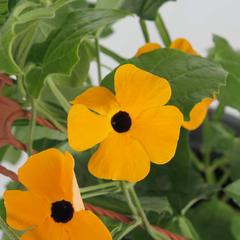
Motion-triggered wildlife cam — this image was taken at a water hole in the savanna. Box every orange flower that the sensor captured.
[68,64,183,182]
[135,38,214,131]
[4,149,112,240]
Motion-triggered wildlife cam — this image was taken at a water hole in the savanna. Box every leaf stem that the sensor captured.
[100,45,126,63]
[0,216,19,240]
[139,19,150,43]
[121,182,170,240]
[204,151,216,184]
[155,13,171,47]
[17,75,27,102]
[120,182,139,218]
[219,170,230,186]
[81,182,121,199]
[115,219,142,240]
[129,186,170,240]
[210,157,229,172]
[95,37,102,84]
[36,102,67,133]
[27,97,37,156]
[47,80,70,113]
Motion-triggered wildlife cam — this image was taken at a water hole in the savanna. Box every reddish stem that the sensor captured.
[0,165,18,182]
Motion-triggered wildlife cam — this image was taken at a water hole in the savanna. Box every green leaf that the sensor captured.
[224,179,240,206]
[202,120,235,154]
[137,130,218,213]
[0,0,8,26]
[2,146,21,164]
[26,8,129,98]
[211,35,240,111]
[102,48,227,118]
[187,199,238,240]
[121,0,175,20]
[0,199,6,220]
[165,216,200,239]
[225,140,240,181]
[96,0,124,9]
[139,196,173,216]
[68,42,91,87]
[231,215,240,240]
[0,1,36,74]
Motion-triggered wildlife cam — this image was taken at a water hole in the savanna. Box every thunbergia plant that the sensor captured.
[0,0,240,240]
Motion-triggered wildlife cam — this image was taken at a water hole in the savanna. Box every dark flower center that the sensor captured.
[111,111,132,133]
[51,200,74,223]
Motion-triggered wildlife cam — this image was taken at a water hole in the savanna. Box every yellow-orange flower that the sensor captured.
[135,38,214,131]
[68,64,183,182]
[4,149,112,240]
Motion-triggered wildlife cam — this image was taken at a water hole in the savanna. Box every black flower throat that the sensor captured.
[111,111,132,133]
[51,200,74,223]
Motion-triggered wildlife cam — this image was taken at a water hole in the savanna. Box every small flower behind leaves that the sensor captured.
[4,149,112,240]
[68,64,183,182]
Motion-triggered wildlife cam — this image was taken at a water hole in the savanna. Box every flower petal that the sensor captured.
[68,104,112,151]
[135,42,161,57]
[18,149,74,202]
[21,218,68,240]
[71,87,119,115]
[130,106,183,164]
[64,152,84,211]
[115,64,171,118]
[67,210,112,240]
[170,38,198,55]
[4,190,49,231]
[88,132,150,182]
[183,98,213,131]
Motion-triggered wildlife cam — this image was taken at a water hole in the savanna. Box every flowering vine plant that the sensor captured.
[0,0,240,240]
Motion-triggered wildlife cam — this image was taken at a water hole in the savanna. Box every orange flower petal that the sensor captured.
[183,98,213,131]
[130,106,183,164]
[115,64,171,118]
[88,131,150,182]
[67,210,112,240]
[71,87,119,115]
[4,190,49,231]
[135,42,161,57]
[21,218,68,240]
[64,152,84,211]
[170,38,198,55]
[68,104,112,151]
[18,149,75,202]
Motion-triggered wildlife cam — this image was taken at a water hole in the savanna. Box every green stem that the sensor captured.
[36,102,67,133]
[101,63,113,71]
[139,19,150,43]
[120,182,139,218]
[210,157,229,172]
[129,187,170,240]
[95,37,102,84]
[47,80,70,113]
[219,170,230,186]
[100,45,126,63]
[28,97,37,156]
[155,13,171,47]
[190,150,204,172]
[213,103,224,121]
[0,216,19,240]
[17,75,27,101]
[204,151,215,184]
[115,219,142,240]
[81,182,121,199]
[181,197,205,216]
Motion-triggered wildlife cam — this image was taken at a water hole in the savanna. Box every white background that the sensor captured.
[1,0,240,235]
